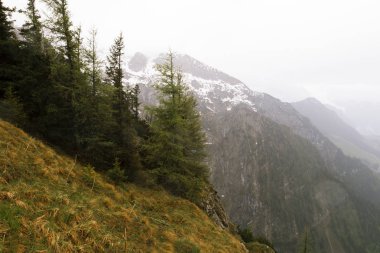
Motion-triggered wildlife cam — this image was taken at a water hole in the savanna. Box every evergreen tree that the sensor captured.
[0,87,26,126]
[83,29,102,97]
[0,0,19,99]
[44,0,77,72]
[43,0,88,150]
[80,29,116,169]
[106,33,142,179]
[129,84,140,120]
[0,0,139,177]
[106,33,126,132]
[144,52,208,201]
[21,0,43,51]
[0,0,13,40]
[14,0,53,128]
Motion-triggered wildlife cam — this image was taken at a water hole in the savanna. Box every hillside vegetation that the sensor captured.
[0,120,247,252]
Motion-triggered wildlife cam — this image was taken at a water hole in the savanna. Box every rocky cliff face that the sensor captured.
[251,94,380,209]
[125,52,380,252]
[205,105,380,253]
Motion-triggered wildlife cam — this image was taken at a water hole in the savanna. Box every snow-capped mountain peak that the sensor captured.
[125,52,261,113]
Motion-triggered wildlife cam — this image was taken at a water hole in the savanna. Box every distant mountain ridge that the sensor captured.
[334,101,380,137]
[292,97,380,171]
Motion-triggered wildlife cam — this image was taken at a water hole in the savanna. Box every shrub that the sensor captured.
[0,88,27,127]
[246,242,276,253]
[134,170,157,188]
[106,159,127,183]
[238,227,254,243]
[238,228,277,252]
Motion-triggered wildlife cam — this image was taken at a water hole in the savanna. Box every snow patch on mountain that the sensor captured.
[124,52,261,113]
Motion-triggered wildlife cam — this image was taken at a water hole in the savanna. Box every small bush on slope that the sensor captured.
[245,242,276,253]
[0,120,246,252]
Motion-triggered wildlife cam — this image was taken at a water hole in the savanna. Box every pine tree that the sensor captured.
[74,26,83,69]
[0,0,52,135]
[144,52,208,201]
[129,84,140,120]
[106,33,127,132]
[80,29,116,169]
[83,29,102,97]
[44,0,77,72]
[0,87,27,126]
[0,0,137,176]
[106,33,142,179]
[180,94,208,179]
[0,0,13,40]
[43,0,88,150]
[21,0,43,51]
[0,0,19,99]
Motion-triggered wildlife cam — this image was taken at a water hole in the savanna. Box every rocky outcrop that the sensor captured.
[199,187,232,229]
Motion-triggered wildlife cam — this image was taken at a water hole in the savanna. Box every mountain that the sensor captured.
[292,98,380,172]
[125,53,260,113]
[333,101,380,137]
[125,52,380,252]
[0,120,248,252]
[205,105,380,253]
[367,135,380,152]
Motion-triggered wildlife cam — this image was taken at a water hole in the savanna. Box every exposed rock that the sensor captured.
[199,187,231,229]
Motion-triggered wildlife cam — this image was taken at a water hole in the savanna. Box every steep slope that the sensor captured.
[292,98,380,171]
[205,106,380,253]
[251,94,380,208]
[0,120,247,252]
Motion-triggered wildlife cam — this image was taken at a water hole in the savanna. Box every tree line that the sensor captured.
[0,0,208,202]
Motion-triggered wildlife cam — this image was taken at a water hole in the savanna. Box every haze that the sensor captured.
[6,0,380,135]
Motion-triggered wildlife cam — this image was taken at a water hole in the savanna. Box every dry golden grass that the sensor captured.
[0,120,246,253]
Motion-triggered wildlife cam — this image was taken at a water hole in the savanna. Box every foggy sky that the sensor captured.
[5,0,380,133]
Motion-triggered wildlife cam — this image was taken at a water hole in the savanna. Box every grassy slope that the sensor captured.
[0,120,246,253]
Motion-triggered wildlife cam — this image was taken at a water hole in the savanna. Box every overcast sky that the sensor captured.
[5,0,380,109]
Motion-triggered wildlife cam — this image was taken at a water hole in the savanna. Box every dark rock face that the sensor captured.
[204,106,380,253]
